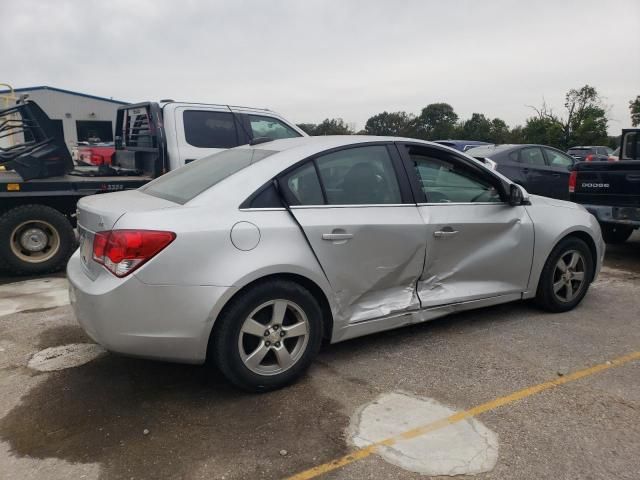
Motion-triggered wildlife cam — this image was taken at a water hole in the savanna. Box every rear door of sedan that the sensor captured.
[398,142,534,308]
[278,143,427,324]
[542,147,575,200]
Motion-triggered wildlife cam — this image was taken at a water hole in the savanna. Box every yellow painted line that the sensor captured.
[287,350,640,480]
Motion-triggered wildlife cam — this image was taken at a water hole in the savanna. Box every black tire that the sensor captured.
[0,205,76,275]
[210,279,323,392]
[601,224,633,244]
[535,236,594,313]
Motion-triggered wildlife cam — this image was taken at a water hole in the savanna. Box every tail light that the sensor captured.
[91,153,104,165]
[569,170,577,193]
[585,154,594,162]
[92,230,176,277]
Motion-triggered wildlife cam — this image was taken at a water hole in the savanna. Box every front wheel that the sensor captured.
[210,280,323,392]
[535,237,594,313]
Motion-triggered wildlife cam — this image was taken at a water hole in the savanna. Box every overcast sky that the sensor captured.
[3,0,639,130]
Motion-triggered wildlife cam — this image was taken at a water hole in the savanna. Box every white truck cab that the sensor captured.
[116,100,307,172]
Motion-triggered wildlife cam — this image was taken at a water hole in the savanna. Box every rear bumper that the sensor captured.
[582,204,640,227]
[67,251,235,364]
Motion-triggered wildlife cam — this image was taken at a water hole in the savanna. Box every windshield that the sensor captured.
[141,148,276,204]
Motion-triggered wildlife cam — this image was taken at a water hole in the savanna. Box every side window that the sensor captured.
[520,147,546,166]
[315,146,402,205]
[410,151,502,203]
[544,148,574,167]
[622,132,639,160]
[183,110,239,148]
[249,115,301,140]
[508,150,519,162]
[284,162,324,205]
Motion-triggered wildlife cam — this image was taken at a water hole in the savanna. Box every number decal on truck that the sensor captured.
[100,184,125,191]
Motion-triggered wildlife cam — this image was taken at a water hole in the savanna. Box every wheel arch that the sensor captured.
[205,272,335,361]
[562,230,598,281]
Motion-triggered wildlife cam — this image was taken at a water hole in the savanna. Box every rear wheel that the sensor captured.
[601,224,633,244]
[535,237,594,312]
[0,205,76,275]
[210,280,323,392]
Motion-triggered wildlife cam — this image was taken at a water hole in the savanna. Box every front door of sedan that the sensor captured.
[279,144,427,324]
[399,143,534,308]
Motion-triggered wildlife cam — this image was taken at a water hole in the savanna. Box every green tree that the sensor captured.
[458,113,493,141]
[488,118,511,143]
[522,116,564,146]
[412,103,459,140]
[563,85,608,146]
[630,95,640,127]
[296,123,317,135]
[507,125,526,144]
[525,85,609,149]
[313,118,354,135]
[364,111,413,136]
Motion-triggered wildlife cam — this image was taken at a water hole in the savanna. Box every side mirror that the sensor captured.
[508,184,528,206]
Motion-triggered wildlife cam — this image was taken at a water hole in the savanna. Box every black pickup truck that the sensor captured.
[570,129,640,243]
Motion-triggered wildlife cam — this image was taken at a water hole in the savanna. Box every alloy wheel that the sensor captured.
[552,250,586,303]
[238,299,310,375]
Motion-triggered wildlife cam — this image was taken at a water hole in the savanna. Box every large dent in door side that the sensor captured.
[332,242,424,324]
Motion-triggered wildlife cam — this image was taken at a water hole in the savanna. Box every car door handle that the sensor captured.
[433,230,459,238]
[551,173,561,177]
[322,233,354,241]
[522,168,529,174]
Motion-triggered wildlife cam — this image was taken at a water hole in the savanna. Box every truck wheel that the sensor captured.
[601,224,633,244]
[0,205,76,275]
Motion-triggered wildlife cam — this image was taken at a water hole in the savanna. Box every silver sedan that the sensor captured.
[67,136,605,391]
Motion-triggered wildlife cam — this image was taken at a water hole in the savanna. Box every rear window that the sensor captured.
[568,148,594,155]
[141,148,276,204]
[183,110,240,148]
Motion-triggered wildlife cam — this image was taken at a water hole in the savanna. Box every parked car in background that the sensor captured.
[434,140,492,152]
[570,129,640,243]
[567,146,614,162]
[466,144,576,200]
[608,147,620,162]
[76,142,115,166]
[68,136,603,391]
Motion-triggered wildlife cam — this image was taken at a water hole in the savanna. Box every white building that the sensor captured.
[0,85,128,150]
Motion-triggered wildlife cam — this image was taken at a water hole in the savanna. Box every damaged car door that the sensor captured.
[399,143,534,308]
[280,144,426,324]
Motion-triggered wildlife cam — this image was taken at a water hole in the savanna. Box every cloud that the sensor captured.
[2,0,639,129]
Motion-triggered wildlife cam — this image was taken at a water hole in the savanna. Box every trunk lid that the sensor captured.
[76,190,178,279]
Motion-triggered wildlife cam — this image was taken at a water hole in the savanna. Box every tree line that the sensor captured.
[297,85,640,150]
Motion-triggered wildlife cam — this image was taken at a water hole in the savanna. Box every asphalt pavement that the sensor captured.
[0,232,638,479]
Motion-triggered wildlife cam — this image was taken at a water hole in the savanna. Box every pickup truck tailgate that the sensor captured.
[572,161,640,207]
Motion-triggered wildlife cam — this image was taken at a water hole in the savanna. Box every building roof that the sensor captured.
[0,85,128,105]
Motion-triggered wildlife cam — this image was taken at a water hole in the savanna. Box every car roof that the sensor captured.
[465,143,564,157]
[235,135,441,154]
[191,136,462,206]
[434,139,490,145]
